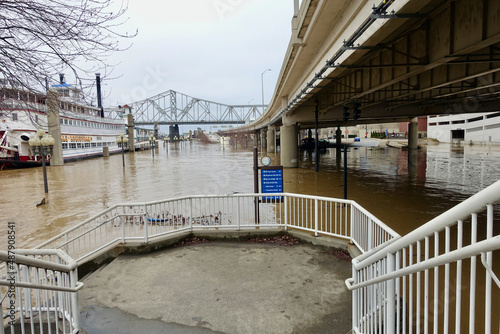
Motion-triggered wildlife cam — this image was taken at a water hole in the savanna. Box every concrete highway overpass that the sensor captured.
[225,0,500,166]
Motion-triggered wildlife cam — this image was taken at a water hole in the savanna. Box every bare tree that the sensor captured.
[0,0,136,101]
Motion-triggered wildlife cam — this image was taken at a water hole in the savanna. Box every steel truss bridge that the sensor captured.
[118,90,263,125]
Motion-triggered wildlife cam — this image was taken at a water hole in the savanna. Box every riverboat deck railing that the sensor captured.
[345,179,500,334]
[34,193,399,264]
[0,249,82,334]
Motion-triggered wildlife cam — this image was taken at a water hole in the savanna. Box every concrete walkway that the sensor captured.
[79,241,352,334]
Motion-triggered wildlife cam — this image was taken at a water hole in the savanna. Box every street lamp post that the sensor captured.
[149,135,156,158]
[261,69,271,114]
[116,134,128,167]
[29,129,55,194]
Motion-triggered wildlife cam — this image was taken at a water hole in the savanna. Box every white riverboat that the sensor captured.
[0,76,125,169]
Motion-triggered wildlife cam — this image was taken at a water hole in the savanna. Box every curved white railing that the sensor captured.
[346,179,500,334]
[0,249,82,334]
[21,192,400,334]
[35,193,399,264]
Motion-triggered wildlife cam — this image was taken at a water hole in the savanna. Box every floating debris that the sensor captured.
[245,235,300,246]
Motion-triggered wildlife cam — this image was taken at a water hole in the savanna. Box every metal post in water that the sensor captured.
[314,99,319,172]
[344,146,348,200]
[121,144,125,168]
[253,147,260,224]
[42,155,49,194]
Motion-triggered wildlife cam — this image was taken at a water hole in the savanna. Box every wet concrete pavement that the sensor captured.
[79,242,352,334]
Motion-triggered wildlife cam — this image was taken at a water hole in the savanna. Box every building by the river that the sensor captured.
[427,111,500,144]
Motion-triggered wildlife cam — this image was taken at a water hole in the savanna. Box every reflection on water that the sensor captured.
[1,142,499,249]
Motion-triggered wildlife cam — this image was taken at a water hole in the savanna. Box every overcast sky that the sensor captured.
[100,0,296,108]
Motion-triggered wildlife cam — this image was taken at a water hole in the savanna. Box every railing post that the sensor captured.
[352,261,358,333]
[189,198,193,231]
[144,205,148,244]
[350,202,354,244]
[237,197,241,231]
[284,195,288,231]
[64,233,69,254]
[70,268,81,332]
[121,207,125,244]
[386,253,396,334]
[314,199,319,237]
[22,266,31,320]
[368,218,374,250]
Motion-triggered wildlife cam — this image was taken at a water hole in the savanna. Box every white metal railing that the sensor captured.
[0,249,83,334]
[346,179,500,334]
[35,193,399,264]
[28,192,400,334]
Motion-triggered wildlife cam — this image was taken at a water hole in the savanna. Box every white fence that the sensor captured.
[3,192,399,333]
[0,249,83,334]
[34,193,399,264]
[346,179,500,334]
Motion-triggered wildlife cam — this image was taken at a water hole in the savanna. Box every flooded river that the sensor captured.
[1,140,500,249]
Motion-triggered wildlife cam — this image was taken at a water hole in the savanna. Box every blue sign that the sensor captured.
[261,168,283,200]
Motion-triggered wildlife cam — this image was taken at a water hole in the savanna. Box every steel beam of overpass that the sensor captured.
[239,0,500,131]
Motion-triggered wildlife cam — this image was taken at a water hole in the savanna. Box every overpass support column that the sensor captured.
[260,129,267,150]
[336,127,342,146]
[408,118,418,150]
[253,131,259,147]
[280,124,298,168]
[267,126,276,153]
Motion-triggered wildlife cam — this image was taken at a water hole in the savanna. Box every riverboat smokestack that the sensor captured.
[59,73,65,84]
[96,73,104,117]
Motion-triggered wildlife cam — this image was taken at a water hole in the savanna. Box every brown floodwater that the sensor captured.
[1,141,499,249]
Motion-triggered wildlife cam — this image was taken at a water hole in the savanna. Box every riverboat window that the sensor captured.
[60,119,63,124]
[91,143,97,147]
[35,115,38,123]
[70,143,76,149]
[12,113,17,121]
[62,143,68,150]
[429,122,436,126]
[69,120,73,125]
[85,143,90,148]
[452,120,465,124]
[438,122,449,125]
[77,143,82,148]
